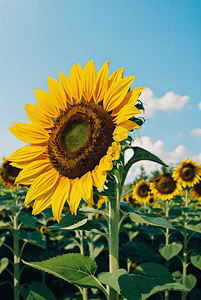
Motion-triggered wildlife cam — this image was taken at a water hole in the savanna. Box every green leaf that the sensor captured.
[22,253,104,292]
[141,283,189,299]
[190,252,201,270]
[48,210,87,230]
[21,282,56,300]
[18,213,38,227]
[130,212,175,229]
[18,231,46,249]
[186,223,201,233]
[99,263,174,300]
[122,147,167,185]
[159,242,183,261]
[0,257,9,274]
[172,271,197,290]
[0,236,5,247]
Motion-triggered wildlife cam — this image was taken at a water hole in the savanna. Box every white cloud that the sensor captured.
[125,136,201,184]
[140,88,189,118]
[174,132,182,139]
[190,128,201,137]
[198,102,201,110]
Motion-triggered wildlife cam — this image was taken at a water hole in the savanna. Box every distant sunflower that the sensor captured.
[189,181,201,202]
[133,179,150,203]
[8,60,144,222]
[150,174,181,201]
[0,157,21,189]
[146,192,157,205]
[122,187,141,208]
[172,158,201,188]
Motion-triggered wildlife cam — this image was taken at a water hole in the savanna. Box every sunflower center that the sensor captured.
[181,164,195,182]
[48,98,115,179]
[149,197,154,204]
[139,185,149,197]
[65,122,90,152]
[156,176,176,194]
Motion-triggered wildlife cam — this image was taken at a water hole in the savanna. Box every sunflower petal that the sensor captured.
[79,171,93,205]
[25,104,53,128]
[35,88,60,117]
[114,105,141,124]
[99,155,113,172]
[113,120,141,141]
[32,192,53,215]
[92,165,107,190]
[9,123,49,144]
[52,176,70,222]
[108,67,124,88]
[59,71,73,104]
[15,158,51,185]
[81,60,96,101]
[103,76,135,112]
[48,76,67,110]
[8,145,46,164]
[24,168,59,205]
[68,178,82,215]
[93,61,109,103]
[69,64,82,101]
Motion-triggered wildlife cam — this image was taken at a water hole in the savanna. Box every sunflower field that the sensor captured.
[0,61,201,300]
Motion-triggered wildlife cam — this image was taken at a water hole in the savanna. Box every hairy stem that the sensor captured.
[182,189,189,300]
[13,215,20,300]
[164,200,169,300]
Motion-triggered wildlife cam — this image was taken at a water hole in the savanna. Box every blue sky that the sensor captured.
[0,0,200,182]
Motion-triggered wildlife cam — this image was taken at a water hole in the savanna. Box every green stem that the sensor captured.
[164,200,169,300]
[13,214,20,300]
[108,185,120,300]
[182,189,189,300]
[79,231,88,300]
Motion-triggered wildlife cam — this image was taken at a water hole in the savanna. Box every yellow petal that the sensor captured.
[25,104,53,128]
[92,165,107,190]
[8,145,45,164]
[15,158,51,185]
[52,176,70,222]
[112,87,145,116]
[48,76,67,110]
[59,71,73,104]
[69,64,82,101]
[77,62,83,77]
[99,155,113,172]
[93,61,109,103]
[81,60,96,101]
[79,171,93,205]
[108,67,124,88]
[114,105,141,124]
[35,88,60,117]
[103,76,135,112]
[24,168,59,205]
[68,178,82,215]
[10,123,49,144]
[32,191,53,215]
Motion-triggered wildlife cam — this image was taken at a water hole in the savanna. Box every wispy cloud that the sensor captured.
[190,128,201,137]
[124,136,200,184]
[174,132,182,139]
[140,88,189,118]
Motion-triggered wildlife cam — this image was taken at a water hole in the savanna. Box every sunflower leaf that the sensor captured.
[190,252,201,270]
[22,254,106,293]
[159,242,183,261]
[122,147,168,186]
[130,212,175,229]
[18,230,47,249]
[48,210,87,230]
[21,282,56,300]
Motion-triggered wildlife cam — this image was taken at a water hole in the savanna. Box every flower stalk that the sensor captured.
[13,214,20,300]
[164,200,170,300]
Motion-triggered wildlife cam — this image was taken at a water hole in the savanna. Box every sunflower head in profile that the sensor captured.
[8,60,144,222]
[150,174,181,201]
[133,179,150,203]
[146,192,157,206]
[189,181,201,203]
[172,158,201,188]
[0,157,21,189]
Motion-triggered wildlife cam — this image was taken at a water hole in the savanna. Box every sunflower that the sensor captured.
[172,158,201,188]
[0,157,21,189]
[8,60,144,222]
[132,179,150,203]
[189,181,201,203]
[146,192,157,205]
[150,174,181,201]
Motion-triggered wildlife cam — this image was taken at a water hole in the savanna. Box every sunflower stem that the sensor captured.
[13,214,20,300]
[108,184,120,300]
[164,200,169,300]
[79,231,88,300]
[181,189,189,300]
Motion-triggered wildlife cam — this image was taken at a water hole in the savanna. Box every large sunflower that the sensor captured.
[8,60,144,221]
[172,158,201,188]
[150,174,182,201]
[189,181,201,203]
[132,179,150,203]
